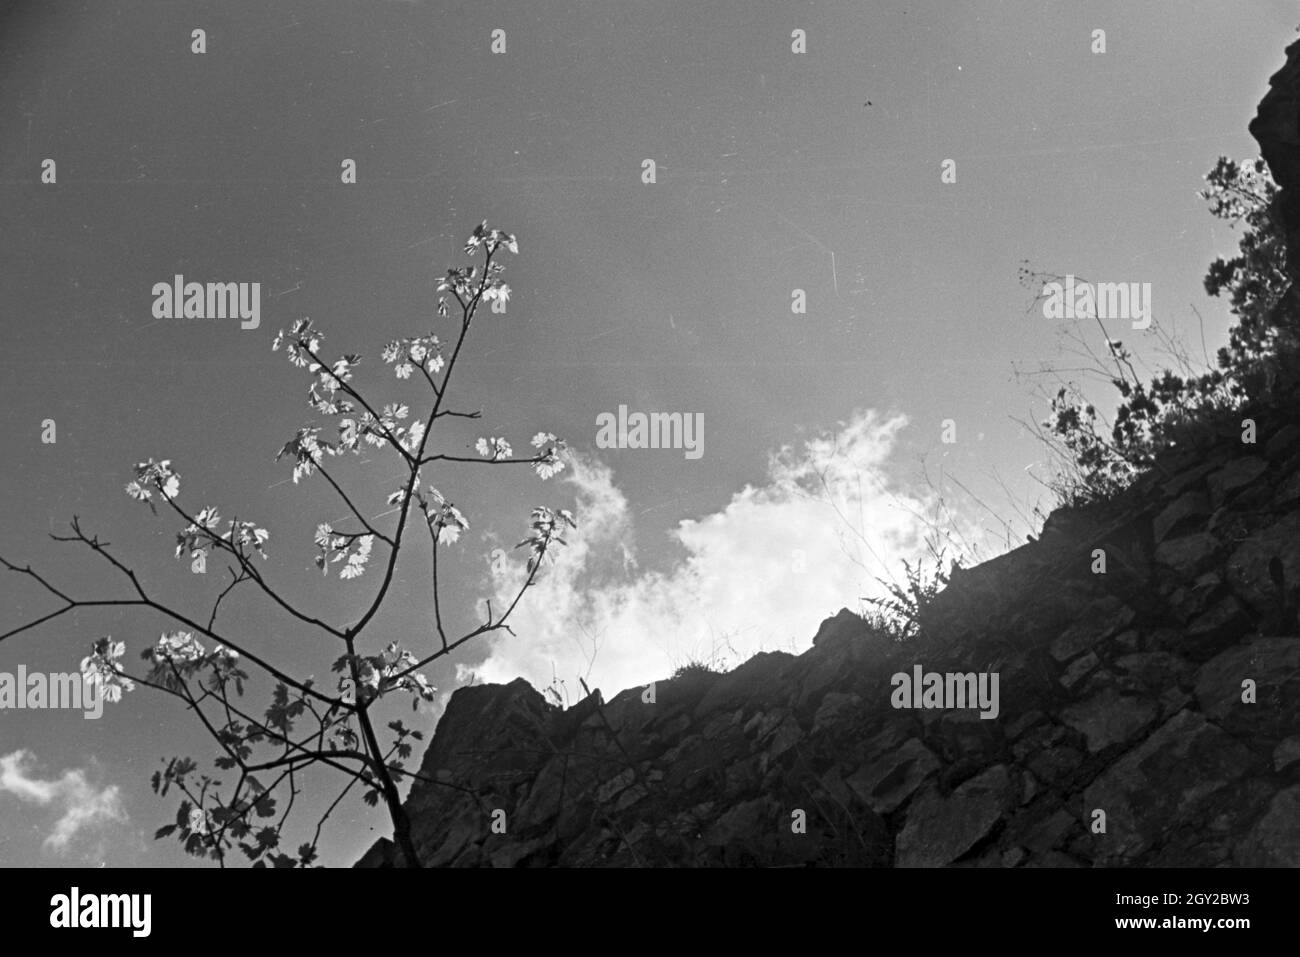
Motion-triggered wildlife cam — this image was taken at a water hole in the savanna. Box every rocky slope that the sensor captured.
[357,41,1300,868]
[356,381,1300,867]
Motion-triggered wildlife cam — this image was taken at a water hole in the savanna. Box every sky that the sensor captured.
[0,0,1293,867]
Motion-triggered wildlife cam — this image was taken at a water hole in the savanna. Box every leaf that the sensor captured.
[154,824,178,840]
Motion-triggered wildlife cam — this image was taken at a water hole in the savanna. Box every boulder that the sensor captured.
[894,765,1015,867]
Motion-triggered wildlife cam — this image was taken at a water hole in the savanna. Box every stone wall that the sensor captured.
[357,382,1300,867]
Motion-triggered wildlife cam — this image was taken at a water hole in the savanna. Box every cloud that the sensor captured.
[0,750,127,852]
[460,409,944,702]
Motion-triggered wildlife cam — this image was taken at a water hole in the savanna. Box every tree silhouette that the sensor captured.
[1017,157,1298,505]
[0,221,574,868]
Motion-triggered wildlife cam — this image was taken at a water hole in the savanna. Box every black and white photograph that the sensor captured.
[0,0,1295,940]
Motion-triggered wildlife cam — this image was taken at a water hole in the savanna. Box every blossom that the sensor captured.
[80,638,135,703]
[475,436,513,460]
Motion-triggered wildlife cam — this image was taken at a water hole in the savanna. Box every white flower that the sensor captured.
[402,420,426,453]
[80,638,135,702]
[340,535,375,579]
[475,436,512,460]
[153,630,205,664]
[535,447,566,480]
[124,480,151,503]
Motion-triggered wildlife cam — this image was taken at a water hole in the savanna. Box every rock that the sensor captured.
[1274,735,1300,771]
[723,755,762,794]
[1059,651,1100,689]
[934,709,1001,761]
[1026,745,1083,785]
[1004,710,1045,740]
[1159,687,1192,718]
[422,806,482,867]
[1060,687,1159,753]
[1020,773,1041,806]
[845,737,941,814]
[812,691,862,735]
[1161,462,1215,498]
[353,837,399,868]
[768,715,804,759]
[1112,628,1143,653]
[1153,491,1211,543]
[490,838,543,868]
[1113,651,1195,690]
[1251,37,1300,268]
[1273,470,1300,507]
[704,707,745,737]
[747,709,784,741]
[1233,784,1300,866]
[1018,808,1076,852]
[1225,513,1300,615]
[858,720,915,760]
[819,767,854,807]
[1181,596,1253,660]
[1266,423,1300,462]
[812,607,867,647]
[692,650,795,720]
[1154,532,1221,578]
[1193,636,1300,738]
[1012,722,1066,761]
[1206,506,1250,541]
[555,688,604,738]
[703,796,769,845]
[1049,600,1136,662]
[1083,710,1259,864]
[1207,457,1268,505]
[1166,570,1223,622]
[894,765,1014,867]
[1001,846,1028,867]
[594,767,636,805]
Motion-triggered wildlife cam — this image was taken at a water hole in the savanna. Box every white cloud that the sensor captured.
[460,409,946,702]
[0,750,127,852]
